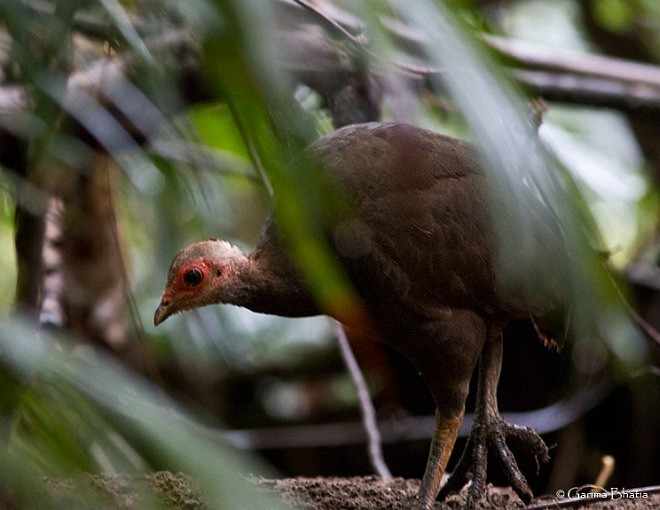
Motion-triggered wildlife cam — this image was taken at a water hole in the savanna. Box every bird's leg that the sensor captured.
[438,332,550,508]
[414,409,464,509]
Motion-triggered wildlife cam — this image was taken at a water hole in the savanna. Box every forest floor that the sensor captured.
[39,472,660,510]
[254,476,659,510]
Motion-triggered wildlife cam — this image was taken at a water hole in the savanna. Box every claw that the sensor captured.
[438,334,550,509]
[441,415,548,507]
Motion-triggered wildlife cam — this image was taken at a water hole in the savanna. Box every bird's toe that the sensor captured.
[439,415,549,509]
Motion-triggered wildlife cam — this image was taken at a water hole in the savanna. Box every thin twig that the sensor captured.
[333,320,392,479]
[287,0,443,77]
[593,455,615,489]
[290,0,363,46]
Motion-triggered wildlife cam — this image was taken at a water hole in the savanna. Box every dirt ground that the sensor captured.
[254,476,660,510]
[36,472,660,510]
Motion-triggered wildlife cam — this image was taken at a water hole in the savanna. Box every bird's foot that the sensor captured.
[438,414,549,509]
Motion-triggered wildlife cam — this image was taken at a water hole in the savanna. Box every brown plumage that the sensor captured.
[155,122,566,509]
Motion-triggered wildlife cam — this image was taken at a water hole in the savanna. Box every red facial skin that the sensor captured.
[155,260,218,325]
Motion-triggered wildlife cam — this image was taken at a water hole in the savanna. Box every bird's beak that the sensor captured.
[154,297,173,326]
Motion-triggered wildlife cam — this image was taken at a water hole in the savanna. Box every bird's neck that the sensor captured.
[230,254,321,318]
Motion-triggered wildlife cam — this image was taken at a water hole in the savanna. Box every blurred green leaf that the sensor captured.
[189,104,250,158]
[592,0,635,33]
[0,317,286,509]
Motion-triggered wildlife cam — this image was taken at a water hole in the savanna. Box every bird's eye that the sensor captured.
[183,268,203,286]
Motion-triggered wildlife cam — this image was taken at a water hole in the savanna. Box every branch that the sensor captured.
[485,35,660,110]
[485,35,660,88]
[513,69,660,110]
[283,0,660,112]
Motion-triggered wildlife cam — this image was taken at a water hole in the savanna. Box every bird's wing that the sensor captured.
[314,123,568,336]
[313,123,501,317]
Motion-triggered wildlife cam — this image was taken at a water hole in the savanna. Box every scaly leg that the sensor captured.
[438,333,550,508]
[414,409,464,509]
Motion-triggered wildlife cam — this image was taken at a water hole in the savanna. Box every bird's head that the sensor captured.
[154,238,248,326]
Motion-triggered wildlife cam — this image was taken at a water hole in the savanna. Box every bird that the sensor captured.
[154,122,567,509]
